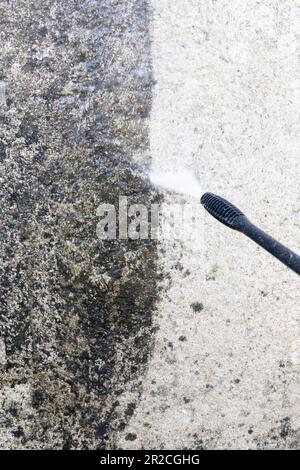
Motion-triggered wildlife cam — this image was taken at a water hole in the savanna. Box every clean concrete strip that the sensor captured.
[117,0,300,449]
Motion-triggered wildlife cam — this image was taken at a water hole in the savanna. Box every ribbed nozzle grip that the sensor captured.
[201,192,245,230]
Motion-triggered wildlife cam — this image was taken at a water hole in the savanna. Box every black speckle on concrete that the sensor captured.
[17,115,39,145]
[255,417,300,449]
[0,141,6,159]
[191,302,204,312]
[12,427,24,438]
[31,390,44,408]
[179,336,187,342]
[191,432,216,450]
[125,403,137,419]
[125,433,137,442]
[279,417,290,438]
[95,422,109,439]
[38,26,48,37]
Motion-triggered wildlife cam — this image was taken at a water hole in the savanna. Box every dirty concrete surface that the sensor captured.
[0,0,159,449]
[1,0,300,450]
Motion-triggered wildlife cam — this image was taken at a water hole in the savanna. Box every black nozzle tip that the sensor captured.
[201,192,245,230]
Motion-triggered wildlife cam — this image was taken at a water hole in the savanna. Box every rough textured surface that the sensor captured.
[1,0,300,451]
[0,0,159,449]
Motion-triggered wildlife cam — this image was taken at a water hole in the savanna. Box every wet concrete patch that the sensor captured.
[0,0,159,449]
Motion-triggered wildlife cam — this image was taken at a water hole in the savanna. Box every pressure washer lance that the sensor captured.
[201,193,300,276]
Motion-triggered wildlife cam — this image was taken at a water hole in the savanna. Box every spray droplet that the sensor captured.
[150,171,204,199]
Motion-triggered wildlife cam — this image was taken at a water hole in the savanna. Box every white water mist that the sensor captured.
[150,171,205,199]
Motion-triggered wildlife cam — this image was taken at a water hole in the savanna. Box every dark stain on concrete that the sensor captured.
[190,302,204,313]
[255,417,300,449]
[0,0,159,449]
